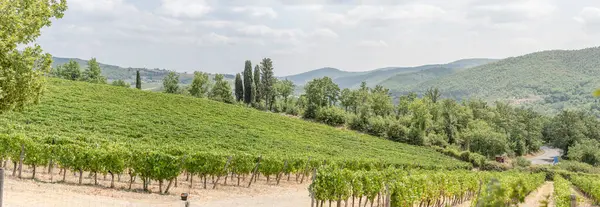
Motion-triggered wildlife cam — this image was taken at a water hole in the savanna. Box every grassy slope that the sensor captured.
[0,78,469,169]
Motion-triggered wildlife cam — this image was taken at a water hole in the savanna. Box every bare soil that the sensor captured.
[1,165,311,207]
[519,181,554,207]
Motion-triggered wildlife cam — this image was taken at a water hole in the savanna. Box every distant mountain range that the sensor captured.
[282,58,497,89]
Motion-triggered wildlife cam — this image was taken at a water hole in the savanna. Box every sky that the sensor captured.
[36,0,600,76]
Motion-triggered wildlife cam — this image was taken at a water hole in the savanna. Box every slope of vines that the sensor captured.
[554,175,576,207]
[570,175,600,204]
[309,167,545,207]
[0,78,469,170]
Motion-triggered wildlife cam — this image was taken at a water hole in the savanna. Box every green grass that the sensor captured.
[0,78,469,169]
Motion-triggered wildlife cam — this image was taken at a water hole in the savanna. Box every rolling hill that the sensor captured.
[391,46,600,115]
[283,58,496,89]
[52,57,235,89]
[0,78,470,169]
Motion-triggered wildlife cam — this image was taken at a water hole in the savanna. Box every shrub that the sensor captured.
[513,157,531,168]
[285,104,301,116]
[407,127,425,146]
[555,160,600,174]
[480,161,511,171]
[367,116,387,137]
[303,104,318,119]
[387,121,408,142]
[315,107,347,127]
[252,100,267,111]
[427,133,447,147]
[347,114,368,132]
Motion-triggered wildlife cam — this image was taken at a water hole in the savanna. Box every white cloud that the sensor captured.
[198,33,234,45]
[232,6,278,19]
[309,28,339,39]
[319,4,447,28]
[34,0,600,76]
[468,0,556,24]
[358,40,389,48]
[574,7,600,34]
[159,0,212,18]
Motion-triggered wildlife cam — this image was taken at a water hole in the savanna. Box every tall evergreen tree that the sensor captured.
[235,73,244,102]
[243,60,254,104]
[135,70,142,89]
[254,65,261,103]
[260,58,275,110]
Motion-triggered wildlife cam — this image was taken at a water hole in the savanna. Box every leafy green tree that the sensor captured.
[370,85,393,117]
[0,0,67,113]
[235,73,244,102]
[243,60,255,104]
[340,89,358,113]
[55,60,82,81]
[209,74,234,103]
[254,65,261,103]
[424,87,441,103]
[303,77,340,119]
[543,110,588,155]
[567,139,600,166]
[84,58,107,84]
[188,71,210,98]
[260,58,276,110]
[111,80,130,88]
[135,70,142,89]
[463,120,509,158]
[275,79,295,103]
[163,72,180,94]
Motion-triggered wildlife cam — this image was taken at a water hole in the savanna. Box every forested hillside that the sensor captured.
[391,47,600,116]
[283,58,495,89]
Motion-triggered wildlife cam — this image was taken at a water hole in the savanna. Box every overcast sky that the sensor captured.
[37,0,600,76]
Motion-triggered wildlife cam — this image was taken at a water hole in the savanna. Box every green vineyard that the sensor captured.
[570,175,600,205]
[310,167,545,207]
[0,79,468,170]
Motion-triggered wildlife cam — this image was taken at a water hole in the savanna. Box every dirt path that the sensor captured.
[571,186,599,207]
[528,146,562,165]
[519,181,554,207]
[2,167,311,207]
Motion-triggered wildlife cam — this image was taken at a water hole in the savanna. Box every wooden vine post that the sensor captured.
[247,155,262,188]
[300,157,311,184]
[213,156,232,189]
[276,160,288,185]
[310,168,317,207]
[18,144,24,179]
[0,168,4,207]
[570,194,576,207]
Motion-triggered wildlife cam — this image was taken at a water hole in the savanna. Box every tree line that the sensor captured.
[50,59,144,89]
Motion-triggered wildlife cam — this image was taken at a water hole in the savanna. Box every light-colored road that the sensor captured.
[528,146,562,165]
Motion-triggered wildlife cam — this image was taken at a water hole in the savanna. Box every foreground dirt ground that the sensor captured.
[2,166,311,207]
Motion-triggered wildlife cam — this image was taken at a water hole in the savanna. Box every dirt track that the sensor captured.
[2,167,311,207]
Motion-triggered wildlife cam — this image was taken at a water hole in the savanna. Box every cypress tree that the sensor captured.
[243,60,254,104]
[254,65,261,103]
[135,70,142,89]
[260,58,275,110]
[235,73,244,102]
